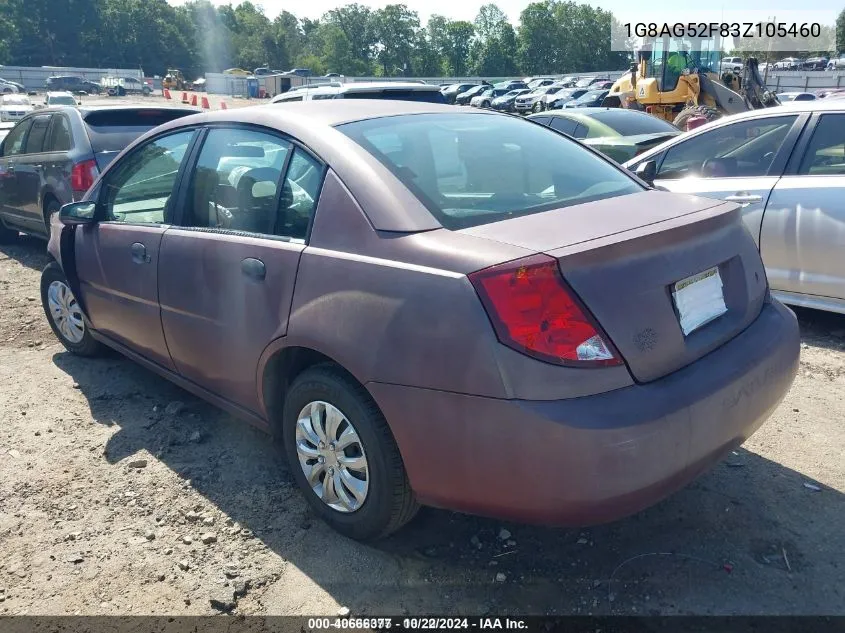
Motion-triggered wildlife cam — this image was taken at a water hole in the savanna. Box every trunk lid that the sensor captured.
[460,191,768,382]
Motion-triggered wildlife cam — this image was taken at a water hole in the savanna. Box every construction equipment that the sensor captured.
[162,69,186,92]
[603,35,779,128]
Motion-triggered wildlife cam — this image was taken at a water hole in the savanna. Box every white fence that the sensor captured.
[0,65,144,91]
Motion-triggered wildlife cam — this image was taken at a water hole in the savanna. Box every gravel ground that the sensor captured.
[1,233,843,617]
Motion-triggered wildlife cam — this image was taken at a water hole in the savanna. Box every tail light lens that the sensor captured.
[469,255,622,367]
[71,159,98,194]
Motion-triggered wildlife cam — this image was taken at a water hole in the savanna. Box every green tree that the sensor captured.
[517,1,559,73]
[837,8,845,54]
[443,21,475,76]
[321,5,375,73]
[373,4,420,76]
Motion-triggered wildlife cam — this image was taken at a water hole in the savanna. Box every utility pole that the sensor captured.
[764,15,775,85]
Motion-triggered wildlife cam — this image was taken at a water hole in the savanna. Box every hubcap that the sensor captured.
[295,401,369,513]
[47,281,85,344]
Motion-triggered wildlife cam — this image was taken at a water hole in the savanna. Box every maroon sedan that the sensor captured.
[42,101,799,540]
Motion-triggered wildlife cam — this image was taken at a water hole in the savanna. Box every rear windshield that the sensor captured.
[340,89,446,104]
[590,110,679,135]
[82,109,195,152]
[339,113,642,230]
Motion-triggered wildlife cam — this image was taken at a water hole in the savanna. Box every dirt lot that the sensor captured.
[1,232,844,617]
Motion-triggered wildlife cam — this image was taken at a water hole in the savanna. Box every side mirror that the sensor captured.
[634,160,657,186]
[60,201,96,225]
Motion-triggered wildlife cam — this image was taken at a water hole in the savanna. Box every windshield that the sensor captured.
[2,95,30,105]
[49,95,77,105]
[503,90,523,97]
[575,78,594,87]
[590,110,678,135]
[339,113,642,230]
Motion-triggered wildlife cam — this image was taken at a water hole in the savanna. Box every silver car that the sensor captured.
[625,100,845,315]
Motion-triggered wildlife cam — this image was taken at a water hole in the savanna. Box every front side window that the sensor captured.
[657,115,797,179]
[339,113,642,230]
[102,130,195,224]
[798,115,845,176]
[187,127,323,240]
[2,119,32,156]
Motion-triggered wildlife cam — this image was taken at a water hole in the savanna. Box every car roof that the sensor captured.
[47,91,75,97]
[335,82,440,93]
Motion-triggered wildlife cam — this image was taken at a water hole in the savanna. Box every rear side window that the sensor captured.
[657,115,797,179]
[24,115,51,154]
[46,115,72,152]
[341,90,446,104]
[339,113,642,230]
[590,110,679,136]
[798,114,845,175]
[549,117,580,136]
[83,109,196,154]
[2,119,32,156]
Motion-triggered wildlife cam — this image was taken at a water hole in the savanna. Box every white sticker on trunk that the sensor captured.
[673,267,728,336]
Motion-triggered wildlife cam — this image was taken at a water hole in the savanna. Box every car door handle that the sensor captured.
[241,257,266,281]
[130,242,149,264]
[724,194,762,203]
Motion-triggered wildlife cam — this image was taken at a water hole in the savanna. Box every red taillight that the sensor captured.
[71,159,98,194]
[469,255,622,367]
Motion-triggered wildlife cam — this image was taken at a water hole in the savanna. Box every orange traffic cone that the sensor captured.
[220,101,227,110]
[163,88,171,100]
[201,96,210,110]
[190,94,197,106]
[181,92,188,103]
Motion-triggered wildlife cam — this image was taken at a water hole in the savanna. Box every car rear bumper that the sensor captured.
[369,300,799,526]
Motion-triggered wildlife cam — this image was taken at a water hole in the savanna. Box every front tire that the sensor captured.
[282,366,418,540]
[40,262,104,356]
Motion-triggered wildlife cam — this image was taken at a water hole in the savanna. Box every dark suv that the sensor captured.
[0,106,196,241]
[45,76,102,95]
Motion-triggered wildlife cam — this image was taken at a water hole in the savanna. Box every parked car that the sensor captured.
[526,78,556,90]
[559,76,579,87]
[455,85,488,105]
[776,91,816,103]
[287,68,313,77]
[563,89,610,108]
[44,92,80,107]
[494,80,527,92]
[0,106,196,241]
[45,75,102,94]
[545,87,589,109]
[625,100,845,314]
[470,87,509,108]
[440,84,478,103]
[816,88,845,99]
[270,82,446,104]
[0,94,34,122]
[720,56,743,73]
[115,77,152,95]
[40,100,799,540]
[490,88,530,112]
[324,73,343,78]
[529,108,681,162]
[0,78,24,93]
[802,57,829,71]
[574,77,609,88]
[827,56,845,70]
[514,85,567,113]
[772,57,801,70]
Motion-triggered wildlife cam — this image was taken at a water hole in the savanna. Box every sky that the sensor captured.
[166,0,843,26]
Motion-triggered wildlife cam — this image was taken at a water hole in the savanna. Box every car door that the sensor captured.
[0,117,32,224]
[759,113,845,307]
[158,126,325,414]
[14,114,52,229]
[74,128,198,370]
[648,113,807,246]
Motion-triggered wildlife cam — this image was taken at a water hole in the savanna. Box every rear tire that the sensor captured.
[673,105,720,129]
[282,365,418,540]
[40,261,105,357]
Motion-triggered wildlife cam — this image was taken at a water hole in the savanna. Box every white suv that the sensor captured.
[720,56,743,73]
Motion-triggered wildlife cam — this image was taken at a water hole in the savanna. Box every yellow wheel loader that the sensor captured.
[602,36,780,128]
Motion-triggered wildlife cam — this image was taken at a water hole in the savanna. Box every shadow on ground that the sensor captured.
[0,235,51,272]
[51,342,845,616]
